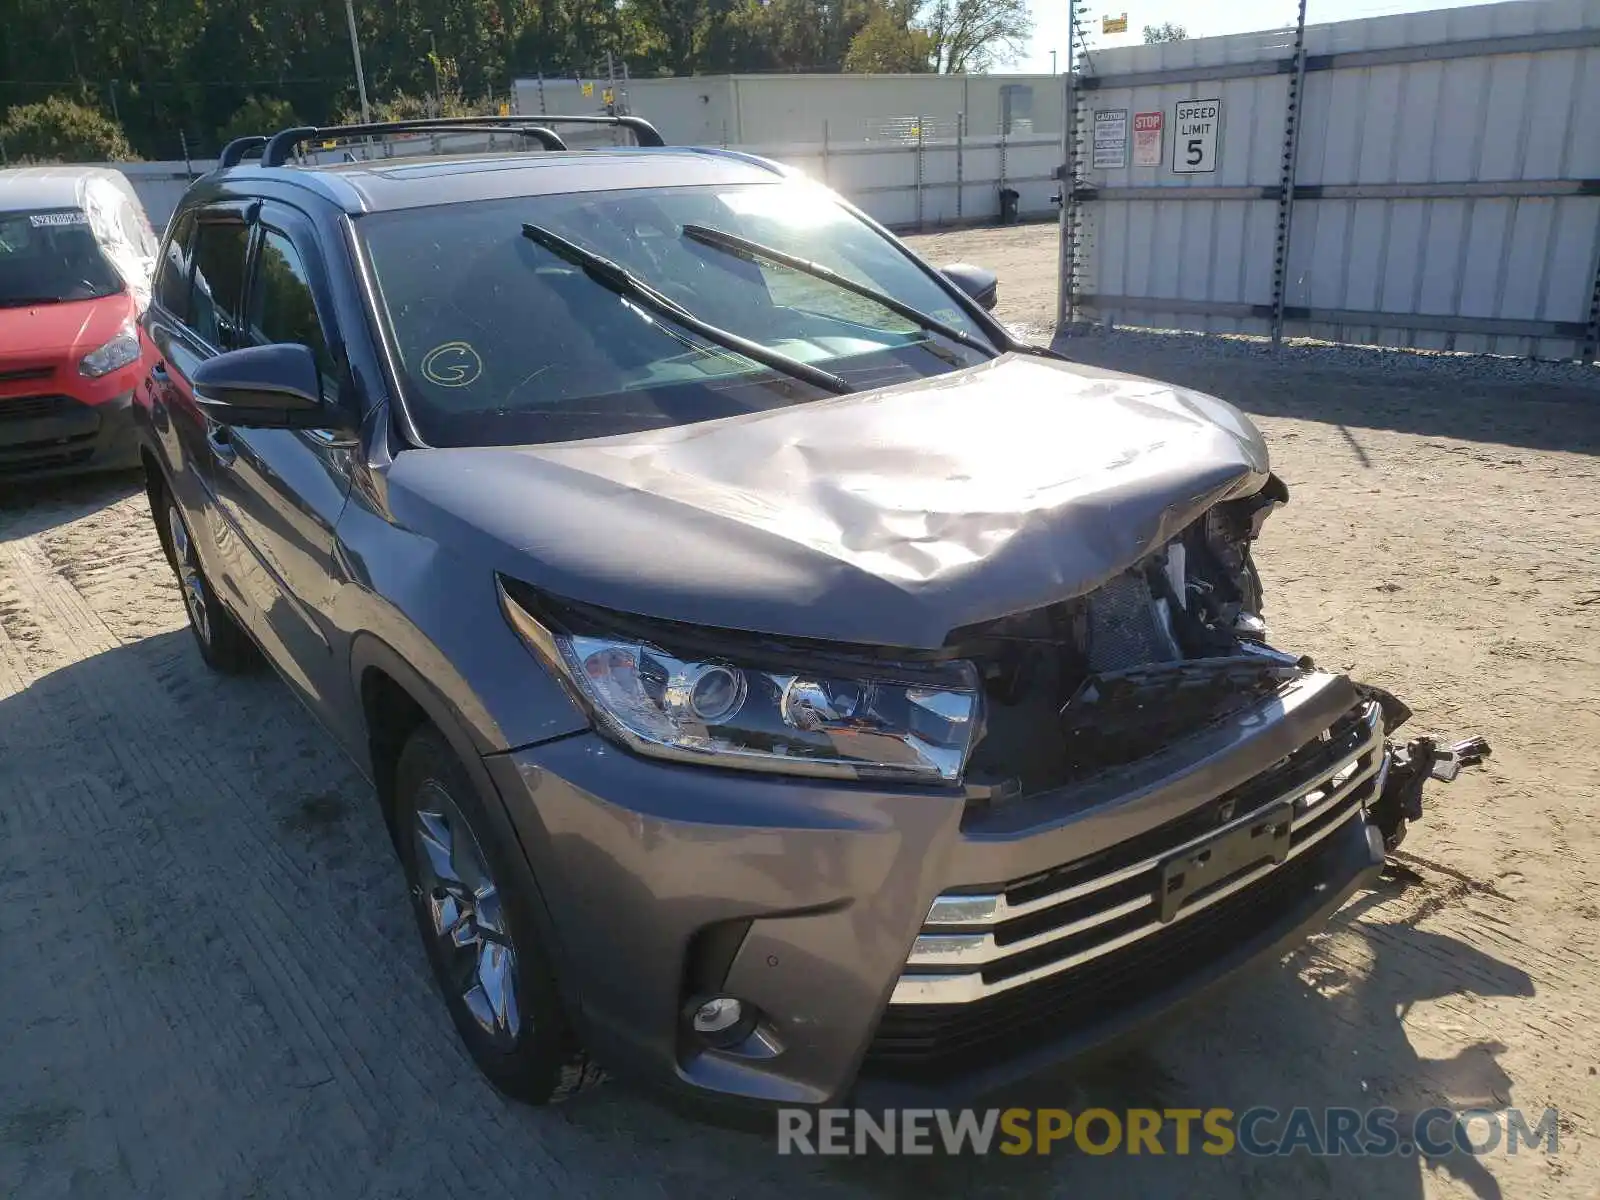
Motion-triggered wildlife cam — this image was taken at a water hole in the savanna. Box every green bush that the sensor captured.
[0,96,138,163]
[218,95,300,146]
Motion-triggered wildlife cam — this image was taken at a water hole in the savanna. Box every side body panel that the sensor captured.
[206,202,357,728]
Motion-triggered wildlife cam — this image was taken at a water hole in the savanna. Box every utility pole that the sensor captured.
[1055,0,1076,329]
[344,0,372,124]
[425,29,442,109]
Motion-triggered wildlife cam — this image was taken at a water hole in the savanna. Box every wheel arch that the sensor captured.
[351,631,494,835]
[350,632,575,990]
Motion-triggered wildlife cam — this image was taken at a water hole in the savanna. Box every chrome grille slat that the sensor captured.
[924,702,1383,930]
[891,701,1386,1004]
[890,800,1369,1005]
[909,892,1155,966]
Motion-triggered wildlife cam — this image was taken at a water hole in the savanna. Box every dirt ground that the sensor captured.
[3,223,1598,1200]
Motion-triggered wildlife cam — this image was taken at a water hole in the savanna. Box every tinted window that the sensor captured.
[154,210,195,318]
[247,228,334,399]
[359,182,995,448]
[248,230,328,357]
[0,208,124,307]
[189,219,250,347]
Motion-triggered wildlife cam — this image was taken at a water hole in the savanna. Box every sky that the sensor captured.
[1012,0,1511,73]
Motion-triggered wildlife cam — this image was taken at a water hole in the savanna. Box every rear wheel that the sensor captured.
[395,725,602,1104]
[158,490,255,673]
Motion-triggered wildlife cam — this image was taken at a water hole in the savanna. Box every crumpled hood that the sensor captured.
[387,353,1272,649]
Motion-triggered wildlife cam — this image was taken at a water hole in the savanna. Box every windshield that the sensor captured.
[359,182,998,447]
[0,209,124,307]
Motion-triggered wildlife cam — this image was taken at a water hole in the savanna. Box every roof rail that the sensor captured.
[259,114,665,168]
[218,135,268,169]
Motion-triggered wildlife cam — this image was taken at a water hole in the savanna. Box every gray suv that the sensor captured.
[134,115,1437,1111]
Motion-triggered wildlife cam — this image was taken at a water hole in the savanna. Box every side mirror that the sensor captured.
[941,263,998,312]
[191,343,329,429]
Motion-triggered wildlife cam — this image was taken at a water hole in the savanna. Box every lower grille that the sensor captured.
[0,364,55,385]
[0,393,80,422]
[0,447,95,475]
[865,831,1350,1081]
[880,700,1385,1022]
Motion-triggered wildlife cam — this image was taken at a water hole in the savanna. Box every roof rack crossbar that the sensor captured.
[258,114,663,167]
[218,135,268,169]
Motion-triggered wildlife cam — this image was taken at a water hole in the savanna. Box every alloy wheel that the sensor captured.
[411,783,523,1050]
[167,505,210,646]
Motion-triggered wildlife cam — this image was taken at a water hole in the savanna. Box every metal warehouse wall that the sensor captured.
[1068,0,1600,359]
[511,71,1072,227]
[118,113,1066,236]
[515,73,1067,146]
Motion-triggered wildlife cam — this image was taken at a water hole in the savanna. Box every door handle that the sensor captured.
[206,423,237,466]
[151,360,169,381]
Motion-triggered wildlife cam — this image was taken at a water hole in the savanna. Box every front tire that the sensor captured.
[394,725,602,1104]
[157,489,256,674]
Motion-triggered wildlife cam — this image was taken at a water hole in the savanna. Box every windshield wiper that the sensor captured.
[0,295,69,308]
[520,223,852,395]
[680,224,997,358]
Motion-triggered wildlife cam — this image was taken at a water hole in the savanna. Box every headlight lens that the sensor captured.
[79,323,140,378]
[503,590,981,782]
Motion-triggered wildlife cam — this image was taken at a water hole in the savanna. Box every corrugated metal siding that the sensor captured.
[1074,0,1600,360]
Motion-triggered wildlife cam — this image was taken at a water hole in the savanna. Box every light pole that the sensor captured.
[344,0,372,123]
[424,28,443,110]
[1051,49,1057,74]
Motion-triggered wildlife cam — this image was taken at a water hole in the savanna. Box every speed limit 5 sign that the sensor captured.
[1173,98,1221,173]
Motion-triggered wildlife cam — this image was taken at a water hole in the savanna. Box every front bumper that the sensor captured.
[484,670,1386,1108]
[0,389,141,482]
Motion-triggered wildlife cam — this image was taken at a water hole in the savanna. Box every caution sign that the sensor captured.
[1173,98,1220,173]
[581,81,594,98]
[1133,111,1163,167]
[1092,108,1128,169]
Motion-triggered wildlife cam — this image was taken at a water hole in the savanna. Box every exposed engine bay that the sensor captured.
[953,474,1485,849]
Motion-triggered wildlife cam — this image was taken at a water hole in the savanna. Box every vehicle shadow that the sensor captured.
[807,867,1535,1199]
[1050,328,1600,457]
[0,615,1538,1200]
[0,469,143,544]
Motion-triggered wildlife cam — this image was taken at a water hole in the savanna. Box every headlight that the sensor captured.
[501,586,982,783]
[79,323,140,378]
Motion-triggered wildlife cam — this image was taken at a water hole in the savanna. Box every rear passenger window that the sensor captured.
[189,220,250,348]
[154,211,195,319]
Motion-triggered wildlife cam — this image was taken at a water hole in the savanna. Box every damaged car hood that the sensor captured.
[386,353,1272,649]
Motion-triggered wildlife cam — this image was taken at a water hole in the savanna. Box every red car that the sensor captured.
[0,166,158,481]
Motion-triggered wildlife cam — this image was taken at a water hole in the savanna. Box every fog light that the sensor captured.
[691,996,744,1034]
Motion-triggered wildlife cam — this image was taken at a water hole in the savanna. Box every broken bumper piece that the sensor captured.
[1358,682,1491,851]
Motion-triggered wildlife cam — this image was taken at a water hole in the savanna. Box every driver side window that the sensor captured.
[246,228,336,403]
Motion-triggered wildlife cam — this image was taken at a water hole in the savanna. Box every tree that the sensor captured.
[0,97,138,162]
[218,96,300,146]
[1142,21,1187,43]
[629,0,733,74]
[844,5,934,72]
[920,0,1032,73]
